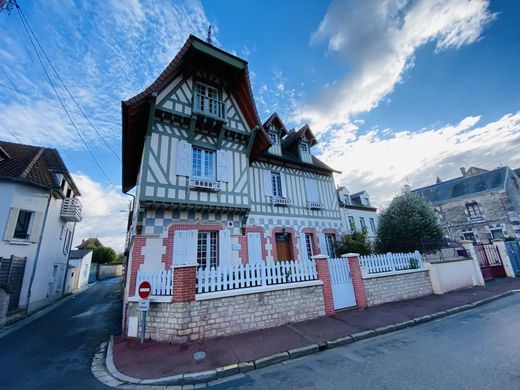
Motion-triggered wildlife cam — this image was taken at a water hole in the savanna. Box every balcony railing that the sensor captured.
[61,198,82,222]
[307,200,324,210]
[193,93,226,121]
[272,196,292,207]
[188,178,221,192]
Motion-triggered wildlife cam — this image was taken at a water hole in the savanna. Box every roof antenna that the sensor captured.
[206,25,212,45]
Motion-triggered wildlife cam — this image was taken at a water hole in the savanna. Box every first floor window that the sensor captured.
[192,147,216,179]
[14,210,32,240]
[466,202,482,219]
[197,231,218,268]
[359,217,367,230]
[305,233,314,259]
[348,216,355,231]
[271,172,283,197]
[369,218,376,233]
[325,234,336,258]
[490,228,504,240]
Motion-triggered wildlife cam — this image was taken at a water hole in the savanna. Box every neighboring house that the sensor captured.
[412,166,520,243]
[76,237,103,249]
[64,249,92,293]
[337,187,379,241]
[0,141,82,312]
[121,36,344,309]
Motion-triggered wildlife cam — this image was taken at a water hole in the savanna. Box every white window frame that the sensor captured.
[192,147,216,180]
[343,194,350,205]
[195,82,220,117]
[325,234,336,258]
[359,217,367,230]
[271,172,283,197]
[369,218,376,233]
[268,131,279,144]
[490,228,504,240]
[305,233,314,260]
[348,216,356,231]
[197,231,218,268]
[300,141,309,154]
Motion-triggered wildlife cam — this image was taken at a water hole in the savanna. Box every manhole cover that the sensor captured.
[193,351,206,361]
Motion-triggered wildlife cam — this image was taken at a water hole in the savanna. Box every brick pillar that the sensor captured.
[312,254,335,316]
[342,253,367,309]
[172,265,197,302]
[461,240,485,286]
[492,239,516,278]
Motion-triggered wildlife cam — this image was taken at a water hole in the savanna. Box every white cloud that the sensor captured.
[297,0,496,132]
[71,173,130,253]
[319,111,520,207]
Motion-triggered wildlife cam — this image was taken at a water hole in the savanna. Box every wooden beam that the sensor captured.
[246,125,260,157]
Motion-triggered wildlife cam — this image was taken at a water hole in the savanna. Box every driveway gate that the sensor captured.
[328,258,356,310]
[505,241,520,276]
[474,244,506,280]
[0,256,27,312]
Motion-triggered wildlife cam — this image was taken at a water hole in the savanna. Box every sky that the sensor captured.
[1,0,519,252]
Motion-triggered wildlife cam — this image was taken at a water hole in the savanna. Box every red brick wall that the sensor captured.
[315,256,335,316]
[172,266,196,302]
[347,255,367,309]
[128,236,146,297]
[239,226,268,264]
[271,227,299,261]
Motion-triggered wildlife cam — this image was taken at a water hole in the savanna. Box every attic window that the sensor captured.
[268,131,279,144]
[300,141,309,153]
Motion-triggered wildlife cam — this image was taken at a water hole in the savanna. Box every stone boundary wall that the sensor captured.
[363,270,433,307]
[126,284,325,343]
[97,264,123,280]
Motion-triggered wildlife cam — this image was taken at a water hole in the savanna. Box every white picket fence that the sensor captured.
[196,260,318,294]
[359,251,423,275]
[136,268,173,296]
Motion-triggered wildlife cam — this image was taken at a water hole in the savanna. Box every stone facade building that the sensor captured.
[412,166,520,243]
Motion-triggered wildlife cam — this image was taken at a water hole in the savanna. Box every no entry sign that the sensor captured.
[138,281,152,300]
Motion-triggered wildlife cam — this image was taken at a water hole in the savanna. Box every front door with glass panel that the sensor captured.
[197,231,217,268]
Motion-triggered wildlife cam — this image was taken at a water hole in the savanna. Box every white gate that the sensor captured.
[328,258,356,310]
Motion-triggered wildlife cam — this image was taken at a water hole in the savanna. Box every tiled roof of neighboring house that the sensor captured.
[69,249,92,259]
[77,237,103,249]
[263,112,288,137]
[0,140,79,194]
[281,124,317,148]
[412,166,508,203]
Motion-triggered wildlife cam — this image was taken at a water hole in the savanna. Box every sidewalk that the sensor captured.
[112,278,520,381]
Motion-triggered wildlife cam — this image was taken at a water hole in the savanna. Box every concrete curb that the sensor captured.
[96,289,520,388]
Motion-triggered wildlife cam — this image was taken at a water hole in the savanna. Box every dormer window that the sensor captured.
[194,82,225,120]
[300,141,309,153]
[343,194,350,205]
[299,140,312,163]
[268,131,279,144]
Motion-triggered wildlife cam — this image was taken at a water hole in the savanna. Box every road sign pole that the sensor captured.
[140,310,146,344]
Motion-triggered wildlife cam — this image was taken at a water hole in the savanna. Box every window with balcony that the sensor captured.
[466,202,482,219]
[197,231,218,268]
[271,172,283,197]
[192,147,216,180]
[14,210,32,240]
[194,83,224,120]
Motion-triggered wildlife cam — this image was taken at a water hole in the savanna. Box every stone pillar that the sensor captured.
[172,264,197,302]
[342,253,367,309]
[0,288,9,328]
[492,239,516,278]
[312,254,335,316]
[461,240,485,286]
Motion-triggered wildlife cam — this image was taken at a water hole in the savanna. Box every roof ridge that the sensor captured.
[21,147,45,179]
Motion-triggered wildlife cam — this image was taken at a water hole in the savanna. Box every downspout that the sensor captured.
[61,221,77,295]
[26,190,52,312]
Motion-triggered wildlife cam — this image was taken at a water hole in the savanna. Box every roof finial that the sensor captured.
[206,25,212,45]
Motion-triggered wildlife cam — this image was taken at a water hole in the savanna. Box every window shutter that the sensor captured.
[318,233,328,257]
[173,230,186,265]
[280,172,287,198]
[219,229,231,266]
[4,207,19,241]
[263,170,273,197]
[217,150,230,182]
[186,230,198,264]
[299,232,309,262]
[247,232,261,264]
[305,178,320,202]
[176,140,192,177]
[30,211,44,243]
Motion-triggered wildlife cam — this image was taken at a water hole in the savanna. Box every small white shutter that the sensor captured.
[263,170,273,197]
[30,211,44,243]
[247,232,262,264]
[318,232,328,257]
[280,172,287,198]
[219,229,231,266]
[176,140,192,177]
[305,179,320,202]
[299,232,309,261]
[4,207,19,241]
[186,230,198,264]
[217,150,230,182]
[173,230,187,265]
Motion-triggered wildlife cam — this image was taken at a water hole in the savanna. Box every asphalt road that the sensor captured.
[219,293,520,390]
[0,277,122,390]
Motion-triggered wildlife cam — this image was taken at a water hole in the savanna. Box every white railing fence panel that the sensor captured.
[136,268,173,296]
[359,251,423,275]
[197,260,318,294]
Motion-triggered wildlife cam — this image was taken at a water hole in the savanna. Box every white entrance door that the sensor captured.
[328,258,356,310]
[247,232,262,264]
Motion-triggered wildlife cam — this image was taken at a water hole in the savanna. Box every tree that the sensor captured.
[335,228,373,256]
[92,246,116,264]
[115,253,126,264]
[376,191,444,253]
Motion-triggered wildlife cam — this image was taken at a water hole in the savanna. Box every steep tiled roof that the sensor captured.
[77,237,103,249]
[0,140,78,193]
[69,249,92,259]
[412,167,508,203]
